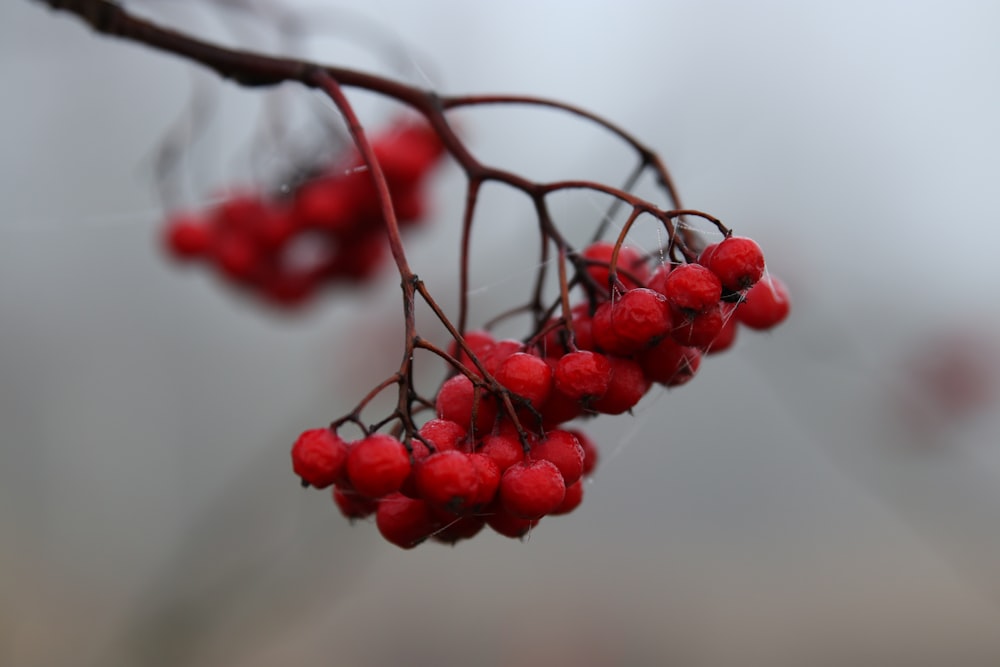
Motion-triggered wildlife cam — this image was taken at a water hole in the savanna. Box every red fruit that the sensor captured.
[736,275,790,330]
[531,430,585,486]
[555,350,613,401]
[495,352,553,408]
[590,356,651,415]
[290,428,349,489]
[448,330,496,374]
[603,289,672,354]
[486,505,539,539]
[499,459,566,519]
[582,241,649,291]
[551,480,584,515]
[431,512,486,544]
[294,177,357,233]
[569,429,600,476]
[640,338,702,387]
[376,494,439,549]
[435,374,499,435]
[468,453,501,507]
[700,236,765,293]
[164,214,212,259]
[415,451,480,512]
[662,263,722,313]
[591,301,635,356]
[671,304,725,349]
[539,386,586,427]
[646,263,674,296]
[418,418,468,452]
[704,305,740,354]
[481,339,524,375]
[332,485,379,521]
[479,433,526,472]
[214,232,260,282]
[346,433,412,498]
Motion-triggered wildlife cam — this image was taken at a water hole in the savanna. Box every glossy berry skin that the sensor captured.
[291,428,350,489]
[486,505,539,539]
[640,338,702,387]
[468,453,501,507]
[417,418,467,452]
[332,486,379,521]
[415,451,480,512]
[569,429,600,477]
[590,357,651,415]
[606,288,672,353]
[346,434,412,498]
[670,305,725,350]
[499,459,566,520]
[662,263,722,313]
[495,352,553,408]
[736,276,790,330]
[582,242,649,292]
[531,430,585,486]
[550,480,584,515]
[376,494,439,549]
[700,236,765,293]
[704,305,739,354]
[554,350,613,401]
[478,433,526,472]
[435,374,498,435]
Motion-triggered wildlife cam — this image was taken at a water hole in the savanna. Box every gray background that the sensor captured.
[3,1,1000,665]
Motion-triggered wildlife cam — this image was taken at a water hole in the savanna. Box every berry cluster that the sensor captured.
[290,421,599,548]
[291,233,789,548]
[162,121,445,308]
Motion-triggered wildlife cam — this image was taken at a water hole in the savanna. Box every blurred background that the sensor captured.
[3,1,1000,665]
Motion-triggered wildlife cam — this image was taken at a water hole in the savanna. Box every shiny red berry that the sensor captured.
[700,236,765,293]
[290,428,349,489]
[737,275,790,330]
[346,433,412,498]
[554,350,613,401]
[499,459,566,519]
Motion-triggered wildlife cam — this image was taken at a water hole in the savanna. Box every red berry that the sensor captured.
[700,236,765,293]
[486,505,539,539]
[376,494,439,549]
[640,338,702,387]
[468,452,501,507]
[478,433,526,472]
[531,430,585,486]
[591,301,636,356]
[550,480,584,515]
[332,485,379,521]
[704,305,740,354]
[539,386,586,427]
[417,418,468,452]
[294,177,357,233]
[415,451,480,512]
[662,263,722,313]
[569,429,600,476]
[604,288,672,354]
[554,350,613,401]
[430,511,486,544]
[290,428,349,489]
[481,339,524,375]
[736,275,790,330]
[448,330,496,375]
[495,352,553,408]
[164,214,212,259]
[346,433,412,498]
[582,242,649,291]
[435,374,499,435]
[590,356,651,415]
[671,304,725,349]
[213,232,260,282]
[499,459,566,519]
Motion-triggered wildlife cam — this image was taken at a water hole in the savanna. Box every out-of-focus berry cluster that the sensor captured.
[162,121,445,308]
